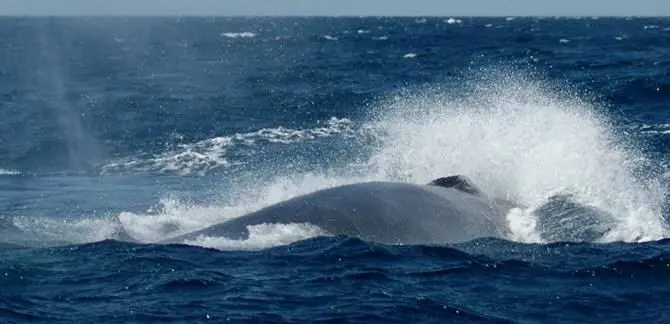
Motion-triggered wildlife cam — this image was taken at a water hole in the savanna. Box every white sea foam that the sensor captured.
[221,32,257,38]
[403,53,418,59]
[113,173,351,248]
[101,117,355,176]
[0,169,21,175]
[627,123,670,135]
[181,223,327,251]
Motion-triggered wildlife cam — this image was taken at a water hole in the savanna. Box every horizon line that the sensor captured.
[0,14,668,18]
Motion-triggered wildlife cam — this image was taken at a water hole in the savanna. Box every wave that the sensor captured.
[100,117,356,176]
[445,18,463,25]
[627,123,670,135]
[221,32,257,38]
[0,169,21,175]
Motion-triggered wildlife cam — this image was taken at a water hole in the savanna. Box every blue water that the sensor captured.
[1,16,670,323]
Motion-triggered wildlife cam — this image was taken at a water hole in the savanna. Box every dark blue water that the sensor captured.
[2,16,670,323]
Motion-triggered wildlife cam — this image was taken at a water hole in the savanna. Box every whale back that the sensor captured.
[160,178,514,245]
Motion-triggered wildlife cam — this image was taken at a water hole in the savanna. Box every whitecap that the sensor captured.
[0,169,21,175]
[221,32,257,38]
[101,117,356,176]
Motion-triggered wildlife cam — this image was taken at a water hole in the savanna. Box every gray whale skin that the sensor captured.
[159,175,518,245]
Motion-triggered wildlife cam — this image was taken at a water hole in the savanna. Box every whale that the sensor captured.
[158,175,521,245]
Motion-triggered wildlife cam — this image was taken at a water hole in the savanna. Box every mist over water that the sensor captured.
[36,22,100,172]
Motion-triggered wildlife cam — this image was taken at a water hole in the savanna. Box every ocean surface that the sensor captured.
[1,16,670,323]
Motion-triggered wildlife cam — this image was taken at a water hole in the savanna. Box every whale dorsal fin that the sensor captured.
[428,175,482,195]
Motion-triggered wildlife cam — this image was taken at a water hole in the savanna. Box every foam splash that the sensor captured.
[116,197,240,243]
[181,223,327,251]
[114,173,351,246]
[363,68,669,243]
[505,208,543,243]
[101,117,355,176]
[0,169,21,175]
[221,32,257,38]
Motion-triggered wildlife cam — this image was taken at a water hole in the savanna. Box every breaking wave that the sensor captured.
[100,117,356,176]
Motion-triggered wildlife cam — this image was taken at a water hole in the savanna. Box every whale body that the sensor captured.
[159,175,520,245]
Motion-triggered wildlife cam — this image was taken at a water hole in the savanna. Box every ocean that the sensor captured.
[1,16,670,323]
